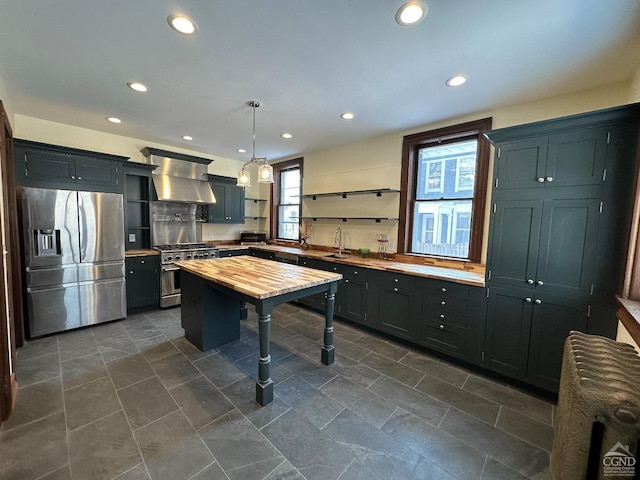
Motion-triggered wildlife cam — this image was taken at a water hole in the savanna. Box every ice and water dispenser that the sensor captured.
[33,229,61,256]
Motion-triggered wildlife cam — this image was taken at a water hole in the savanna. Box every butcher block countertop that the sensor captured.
[215,244,485,287]
[125,249,159,257]
[176,256,342,300]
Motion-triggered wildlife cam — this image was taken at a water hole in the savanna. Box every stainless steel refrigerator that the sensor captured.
[19,187,126,337]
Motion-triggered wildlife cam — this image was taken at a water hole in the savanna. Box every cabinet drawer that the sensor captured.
[420,320,466,356]
[421,306,468,328]
[422,296,468,315]
[380,273,415,289]
[418,279,470,300]
[126,256,156,271]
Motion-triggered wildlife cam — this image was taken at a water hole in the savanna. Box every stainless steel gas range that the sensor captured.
[155,243,219,308]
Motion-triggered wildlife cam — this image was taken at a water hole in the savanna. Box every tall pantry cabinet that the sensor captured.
[483,104,640,393]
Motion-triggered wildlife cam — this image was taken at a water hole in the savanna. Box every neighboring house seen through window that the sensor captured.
[399,118,492,262]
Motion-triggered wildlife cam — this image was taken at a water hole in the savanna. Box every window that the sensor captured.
[399,118,492,262]
[271,158,303,241]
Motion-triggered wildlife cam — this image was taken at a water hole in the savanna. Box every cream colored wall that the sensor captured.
[629,65,640,103]
[616,321,639,353]
[285,81,633,259]
[14,115,253,242]
[0,75,14,129]
[6,80,637,248]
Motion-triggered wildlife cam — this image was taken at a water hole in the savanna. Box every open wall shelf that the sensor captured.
[301,216,399,223]
[301,188,399,200]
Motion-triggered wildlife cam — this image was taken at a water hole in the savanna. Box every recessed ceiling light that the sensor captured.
[167,14,198,35]
[446,74,469,87]
[281,132,293,139]
[182,135,193,141]
[237,148,247,153]
[341,112,355,120]
[127,82,148,92]
[395,1,427,26]
[107,117,122,124]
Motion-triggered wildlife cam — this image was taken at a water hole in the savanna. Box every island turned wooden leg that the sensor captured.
[321,282,338,365]
[255,303,274,406]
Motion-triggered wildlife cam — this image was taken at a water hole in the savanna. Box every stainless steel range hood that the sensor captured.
[142,147,216,204]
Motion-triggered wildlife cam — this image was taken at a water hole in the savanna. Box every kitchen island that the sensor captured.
[176,255,342,406]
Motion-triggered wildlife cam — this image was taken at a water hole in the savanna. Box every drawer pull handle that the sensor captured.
[394,278,399,283]
[439,324,444,330]
[525,297,532,303]
[441,287,447,292]
[546,176,554,182]
[527,278,534,284]
[536,280,544,286]
[440,301,446,306]
[129,270,134,274]
[354,271,358,275]
[393,287,398,292]
[440,314,445,319]
[535,298,542,305]
[345,279,349,283]
[140,260,145,264]
[537,177,545,183]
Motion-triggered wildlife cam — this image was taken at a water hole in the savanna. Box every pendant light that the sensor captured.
[236,100,273,187]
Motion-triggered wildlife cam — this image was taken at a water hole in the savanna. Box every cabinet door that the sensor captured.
[545,127,608,188]
[494,138,547,190]
[377,285,413,340]
[488,200,542,288]
[226,185,245,223]
[483,286,533,377]
[126,256,159,311]
[23,150,75,183]
[527,292,588,392]
[535,199,600,298]
[338,268,367,325]
[75,157,119,188]
[207,183,227,222]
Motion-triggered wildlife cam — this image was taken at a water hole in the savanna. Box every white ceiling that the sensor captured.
[1,1,639,162]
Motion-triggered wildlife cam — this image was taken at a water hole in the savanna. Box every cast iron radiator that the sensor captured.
[551,331,640,479]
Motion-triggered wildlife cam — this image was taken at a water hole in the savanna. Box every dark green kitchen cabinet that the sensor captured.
[484,103,640,393]
[368,271,415,340]
[484,285,588,390]
[124,163,156,250]
[218,248,251,257]
[297,257,329,311]
[14,139,126,193]
[334,264,368,325]
[126,255,159,312]
[488,198,601,296]
[415,278,484,360]
[207,176,245,223]
[494,125,609,190]
[526,291,589,391]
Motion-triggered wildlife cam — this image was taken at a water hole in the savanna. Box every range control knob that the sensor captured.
[203,253,209,258]
[166,256,173,261]
[186,254,192,259]
[175,255,181,260]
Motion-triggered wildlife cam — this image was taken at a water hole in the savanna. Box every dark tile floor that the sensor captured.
[0,303,554,480]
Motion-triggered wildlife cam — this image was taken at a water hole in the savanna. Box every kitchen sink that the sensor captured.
[324,253,353,258]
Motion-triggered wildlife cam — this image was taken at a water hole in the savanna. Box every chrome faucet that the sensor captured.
[334,227,343,256]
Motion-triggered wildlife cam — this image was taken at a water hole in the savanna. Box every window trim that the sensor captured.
[270,158,303,241]
[398,118,492,262]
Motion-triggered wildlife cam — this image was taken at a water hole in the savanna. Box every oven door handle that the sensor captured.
[162,266,180,273]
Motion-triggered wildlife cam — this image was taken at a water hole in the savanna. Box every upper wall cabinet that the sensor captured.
[483,103,640,392]
[493,126,610,191]
[206,175,245,224]
[14,139,127,193]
